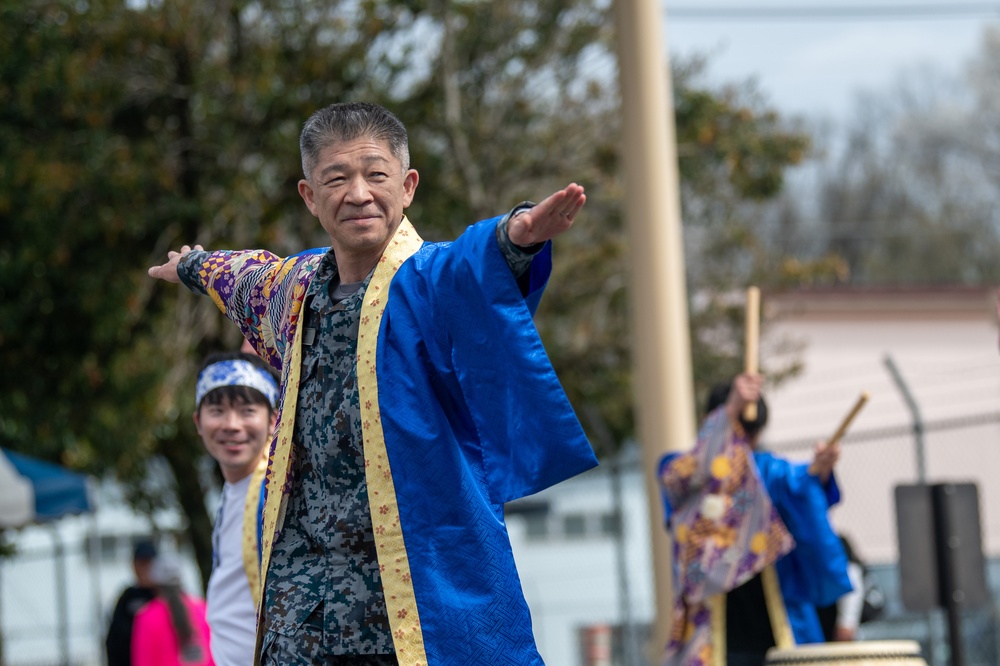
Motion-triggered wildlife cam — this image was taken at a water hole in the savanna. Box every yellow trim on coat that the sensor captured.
[242,455,268,607]
[253,299,305,665]
[357,219,427,664]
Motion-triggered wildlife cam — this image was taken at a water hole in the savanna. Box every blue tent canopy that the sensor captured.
[1,449,93,526]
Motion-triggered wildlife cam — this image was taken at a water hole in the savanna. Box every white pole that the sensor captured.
[613,0,697,658]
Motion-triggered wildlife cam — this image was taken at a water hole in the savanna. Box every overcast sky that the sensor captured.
[661,2,1000,125]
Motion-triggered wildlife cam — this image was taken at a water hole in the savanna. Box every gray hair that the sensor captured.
[300,102,410,180]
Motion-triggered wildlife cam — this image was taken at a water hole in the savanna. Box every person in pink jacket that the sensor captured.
[131,555,215,666]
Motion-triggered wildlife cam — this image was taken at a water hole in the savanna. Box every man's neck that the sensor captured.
[221,464,259,486]
[334,249,383,284]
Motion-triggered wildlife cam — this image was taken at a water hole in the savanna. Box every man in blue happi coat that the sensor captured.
[149,101,597,665]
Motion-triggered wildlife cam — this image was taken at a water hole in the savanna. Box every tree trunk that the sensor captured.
[160,434,214,593]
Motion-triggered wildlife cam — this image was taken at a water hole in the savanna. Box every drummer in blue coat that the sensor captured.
[659,373,852,666]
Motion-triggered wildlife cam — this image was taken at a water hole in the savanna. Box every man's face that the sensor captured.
[194,396,275,483]
[297,136,418,261]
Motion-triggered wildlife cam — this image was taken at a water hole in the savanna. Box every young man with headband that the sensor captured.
[194,352,279,666]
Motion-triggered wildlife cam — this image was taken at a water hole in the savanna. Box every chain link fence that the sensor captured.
[769,410,1000,666]
[0,535,106,666]
[0,529,196,666]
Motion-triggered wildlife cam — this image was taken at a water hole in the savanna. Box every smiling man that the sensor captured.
[194,351,279,666]
[149,101,597,665]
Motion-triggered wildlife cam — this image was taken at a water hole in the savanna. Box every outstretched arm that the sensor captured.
[147,244,204,283]
[148,243,296,370]
[507,183,585,246]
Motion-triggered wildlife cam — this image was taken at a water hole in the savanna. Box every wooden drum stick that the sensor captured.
[828,391,870,445]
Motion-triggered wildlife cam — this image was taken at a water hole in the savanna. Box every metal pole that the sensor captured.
[933,485,966,666]
[51,526,69,666]
[613,0,697,660]
[883,354,927,483]
[89,512,105,665]
[610,455,636,665]
[884,354,937,665]
[0,548,5,666]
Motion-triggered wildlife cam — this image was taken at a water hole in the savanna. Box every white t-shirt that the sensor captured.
[206,473,257,666]
[837,561,866,631]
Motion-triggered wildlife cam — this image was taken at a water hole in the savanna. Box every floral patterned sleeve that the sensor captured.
[176,248,316,371]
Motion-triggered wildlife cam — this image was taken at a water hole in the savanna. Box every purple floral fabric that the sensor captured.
[658,408,794,665]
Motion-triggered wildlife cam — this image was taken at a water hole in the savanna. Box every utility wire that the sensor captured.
[894,364,1000,382]
[667,3,1000,21]
[777,362,1000,392]
[769,376,1000,421]
[768,409,1000,450]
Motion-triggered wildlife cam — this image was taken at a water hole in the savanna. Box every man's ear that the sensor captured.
[298,179,318,216]
[402,169,419,208]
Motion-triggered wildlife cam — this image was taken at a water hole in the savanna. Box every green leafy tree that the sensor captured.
[1,0,822,592]
[382,6,819,449]
[0,0,413,587]
[671,59,845,408]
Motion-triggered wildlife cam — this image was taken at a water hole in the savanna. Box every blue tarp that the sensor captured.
[3,449,92,523]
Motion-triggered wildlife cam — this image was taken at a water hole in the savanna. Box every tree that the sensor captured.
[669,58,836,406]
[383,7,818,449]
[778,27,1000,286]
[1,0,819,589]
[0,0,414,588]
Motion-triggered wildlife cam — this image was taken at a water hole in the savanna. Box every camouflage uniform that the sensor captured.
[260,249,395,660]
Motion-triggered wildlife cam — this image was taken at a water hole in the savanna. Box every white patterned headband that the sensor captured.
[196,359,279,410]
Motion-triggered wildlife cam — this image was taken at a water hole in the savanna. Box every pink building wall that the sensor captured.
[761,287,1000,563]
